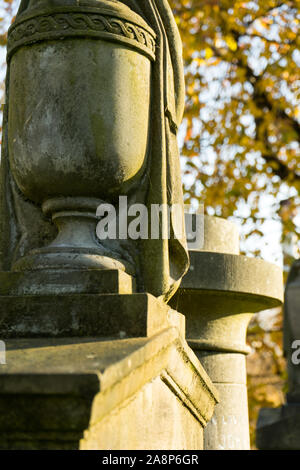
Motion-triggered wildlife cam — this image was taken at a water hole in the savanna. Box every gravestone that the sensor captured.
[256,259,300,450]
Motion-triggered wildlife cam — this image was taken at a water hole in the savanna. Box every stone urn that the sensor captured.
[7,0,155,274]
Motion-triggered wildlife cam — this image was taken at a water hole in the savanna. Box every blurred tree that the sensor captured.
[170,0,299,259]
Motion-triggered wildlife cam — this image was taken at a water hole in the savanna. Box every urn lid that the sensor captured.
[7,0,156,62]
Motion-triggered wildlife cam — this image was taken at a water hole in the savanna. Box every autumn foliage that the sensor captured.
[171,0,299,256]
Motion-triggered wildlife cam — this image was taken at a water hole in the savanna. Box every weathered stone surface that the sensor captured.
[1,0,189,301]
[9,39,151,204]
[256,405,300,450]
[284,260,300,403]
[204,384,250,450]
[170,215,283,450]
[256,259,300,450]
[81,376,204,451]
[185,214,239,254]
[0,269,135,296]
[0,292,184,339]
[0,328,218,450]
[0,0,215,452]
[193,352,250,449]
[198,352,247,385]
[171,243,283,356]
[180,251,282,310]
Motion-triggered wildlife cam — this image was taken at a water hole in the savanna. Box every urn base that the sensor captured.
[12,197,134,276]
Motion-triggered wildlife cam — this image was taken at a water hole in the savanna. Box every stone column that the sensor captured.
[170,215,283,450]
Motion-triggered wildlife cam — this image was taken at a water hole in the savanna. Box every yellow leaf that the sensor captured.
[225,35,237,51]
[194,57,206,66]
[205,47,213,59]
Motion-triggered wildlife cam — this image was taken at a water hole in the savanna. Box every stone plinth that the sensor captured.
[0,270,218,449]
[0,327,218,450]
[0,269,183,338]
[170,215,283,450]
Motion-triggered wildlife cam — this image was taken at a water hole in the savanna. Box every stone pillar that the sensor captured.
[170,215,283,450]
[256,259,300,450]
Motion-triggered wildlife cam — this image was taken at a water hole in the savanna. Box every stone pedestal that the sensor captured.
[256,259,300,450]
[0,329,218,450]
[0,269,180,338]
[170,215,283,450]
[0,271,218,450]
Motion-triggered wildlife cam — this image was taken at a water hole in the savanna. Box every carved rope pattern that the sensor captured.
[8,12,156,58]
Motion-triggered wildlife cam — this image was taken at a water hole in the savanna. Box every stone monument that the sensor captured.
[0,0,285,450]
[256,259,300,450]
[0,0,219,449]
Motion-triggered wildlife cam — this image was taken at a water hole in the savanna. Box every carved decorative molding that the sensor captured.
[7,9,156,61]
